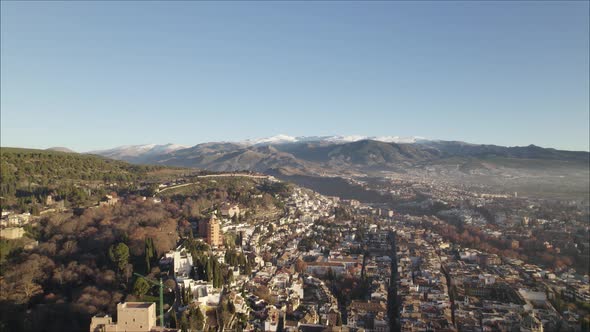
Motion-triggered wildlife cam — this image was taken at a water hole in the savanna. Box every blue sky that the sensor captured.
[1,1,588,152]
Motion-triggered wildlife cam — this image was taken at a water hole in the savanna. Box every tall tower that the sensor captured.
[206,215,222,247]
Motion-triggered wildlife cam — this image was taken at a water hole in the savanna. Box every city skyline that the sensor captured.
[1,1,589,151]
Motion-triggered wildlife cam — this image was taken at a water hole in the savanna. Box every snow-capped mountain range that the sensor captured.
[240,134,427,146]
[89,143,189,159]
[83,135,588,180]
[88,135,428,156]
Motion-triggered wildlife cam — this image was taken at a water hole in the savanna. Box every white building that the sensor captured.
[161,249,193,278]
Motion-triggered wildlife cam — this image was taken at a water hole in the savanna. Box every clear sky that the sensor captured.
[1,1,589,152]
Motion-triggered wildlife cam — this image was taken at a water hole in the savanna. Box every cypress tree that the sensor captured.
[206,256,213,281]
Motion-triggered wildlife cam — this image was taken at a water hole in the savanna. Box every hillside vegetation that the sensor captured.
[0,148,183,211]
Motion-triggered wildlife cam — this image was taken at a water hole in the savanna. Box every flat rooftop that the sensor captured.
[121,302,154,309]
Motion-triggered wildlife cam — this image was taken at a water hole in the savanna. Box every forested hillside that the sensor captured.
[0,148,175,211]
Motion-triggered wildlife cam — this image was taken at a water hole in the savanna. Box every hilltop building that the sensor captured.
[89,302,179,332]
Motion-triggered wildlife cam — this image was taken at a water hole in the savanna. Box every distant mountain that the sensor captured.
[86,136,589,199]
[240,134,427,146]
[149,142,310,173]
[46,147,76,153]
[242,134,300,145]
[421,141,590,163]
[90,137,589,178]
[325,135,427,144]
[89,143,188,163]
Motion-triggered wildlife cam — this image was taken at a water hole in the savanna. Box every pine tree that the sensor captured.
[133,277,150,297]
[109,242,130,273]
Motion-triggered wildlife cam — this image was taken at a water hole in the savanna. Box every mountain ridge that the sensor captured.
[12,135,589,177]
[86,138,589,175]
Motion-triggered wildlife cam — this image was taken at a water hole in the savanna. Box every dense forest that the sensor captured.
[0,148,180,212]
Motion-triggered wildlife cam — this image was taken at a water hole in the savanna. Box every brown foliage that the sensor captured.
[74,286,123,315]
